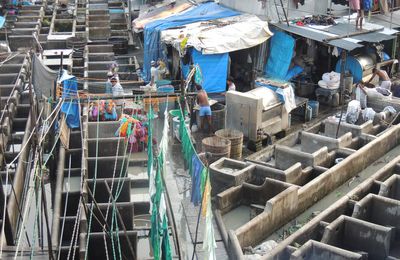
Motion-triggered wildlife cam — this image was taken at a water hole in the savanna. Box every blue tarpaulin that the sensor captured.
[60,74,80,129]
[285,65,303,81]
[192,49,228,93]
[143,2,239,82]
[180,61,190,79]
[0,17,5,29]
[265,31,295,80]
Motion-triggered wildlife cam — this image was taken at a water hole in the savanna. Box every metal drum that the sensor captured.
[196,103,226,132]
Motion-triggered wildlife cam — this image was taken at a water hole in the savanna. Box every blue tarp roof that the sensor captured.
[143,2,239,82]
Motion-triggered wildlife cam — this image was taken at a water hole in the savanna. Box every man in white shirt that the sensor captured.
[150,60,159,86]
[111,76,124,106]
[111,77,124,96]
[227,76,236,91]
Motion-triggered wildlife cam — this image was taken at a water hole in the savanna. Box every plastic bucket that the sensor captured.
[172,116,190,141]
[308,100,319,118]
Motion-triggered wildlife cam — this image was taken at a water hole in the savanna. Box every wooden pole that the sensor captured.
[323,28,384,42]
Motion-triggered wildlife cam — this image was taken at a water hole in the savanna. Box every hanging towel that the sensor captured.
[201,176,217,260]
[191,154,203,206]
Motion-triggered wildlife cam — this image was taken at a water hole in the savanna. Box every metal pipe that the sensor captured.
[391,0,394,30]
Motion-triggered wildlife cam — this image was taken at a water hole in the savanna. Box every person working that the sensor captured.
[105,71,113,94]
[196,84,213,133]
[150,60,159,86]
[111,76,124,107]
[227,76,236,91]
[367,67,391,91]
[157,60,169,80]
[222,76,236,96]
[111,76,124,96]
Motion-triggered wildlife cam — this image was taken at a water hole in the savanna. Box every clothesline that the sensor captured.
[175,101,217,259]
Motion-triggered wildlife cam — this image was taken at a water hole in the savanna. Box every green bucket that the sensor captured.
[169,109,187,118]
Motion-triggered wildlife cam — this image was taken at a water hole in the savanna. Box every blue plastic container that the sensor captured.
[157,85,174,93]
[308,100,319,118]
[156,80,172,88]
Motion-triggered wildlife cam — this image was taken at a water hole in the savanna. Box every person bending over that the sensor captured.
[196,84,213,133]
[368,67,391,91]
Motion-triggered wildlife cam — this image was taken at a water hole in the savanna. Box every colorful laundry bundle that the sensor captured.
[115,114,154,153]
[88,100,117,121]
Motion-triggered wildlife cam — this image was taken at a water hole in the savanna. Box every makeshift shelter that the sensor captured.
[160,13,273,93]
[143,2,239,82]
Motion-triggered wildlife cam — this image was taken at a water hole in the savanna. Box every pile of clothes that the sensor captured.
[293,15,336,26]
[88,100,117,121]
[318,71,340,89]
[115,114,153,153]
[345,100,397,125]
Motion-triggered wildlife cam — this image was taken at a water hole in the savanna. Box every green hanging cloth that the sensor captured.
[147,105,154,179]
[161,214,172,260]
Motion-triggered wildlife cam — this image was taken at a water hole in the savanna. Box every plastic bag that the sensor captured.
[346,100,361,124]
[362,107,375,122]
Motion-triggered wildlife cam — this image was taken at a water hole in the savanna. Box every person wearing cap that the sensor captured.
[111,76,124,97]
[150,60,159,86]
[105,71,113,94]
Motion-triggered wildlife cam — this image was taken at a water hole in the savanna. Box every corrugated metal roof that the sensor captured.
[370,10,400,29]
[273,23,363,51]
[323,23,396,42]
[273,22,397,51]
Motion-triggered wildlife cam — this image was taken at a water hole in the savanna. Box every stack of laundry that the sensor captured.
[293,15,337,27]
[318,71,340,89]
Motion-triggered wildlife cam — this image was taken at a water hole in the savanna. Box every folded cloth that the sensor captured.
[379,80,392,90]
[376,87,391,96]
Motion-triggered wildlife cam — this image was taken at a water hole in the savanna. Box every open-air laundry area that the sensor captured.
[0,0,400,259]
